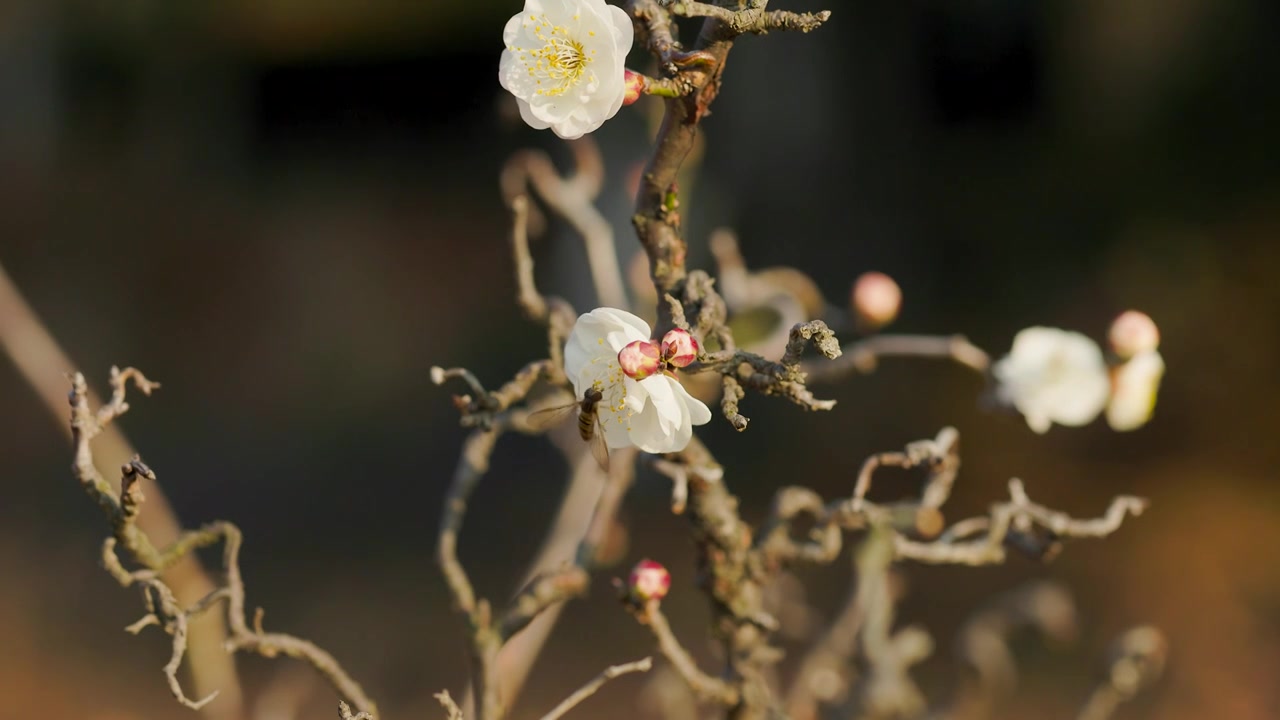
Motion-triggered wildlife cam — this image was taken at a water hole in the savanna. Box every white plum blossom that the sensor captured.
[994,327,1111,434]
[564,307,712,454]
[1106,350,1165,431]
[499,0,634,139]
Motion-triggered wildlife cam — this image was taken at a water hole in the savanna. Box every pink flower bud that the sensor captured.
[623,70,645,106]
[628,559,670,602]
[660,328,699,368]
[852,271,902,331]
[1108,310,1160,359]
[618,340,662,380]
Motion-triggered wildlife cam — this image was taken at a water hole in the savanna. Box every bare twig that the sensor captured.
[507,193,578,366]
[692,321,843,424]
[0,262,243,718]
[628,601,740,707]
[852,527,933,720]
[501,138,627,310]
[538,657,654,720]
[852,427,960,511]
[435,690,465,720]
[1077,626,1168,720]
[489,445,637,710]
[785,547,872,720]
[804,334,991,383]
[668,2,832,37]
[339,700,376,720]
[72,369,377,715]
[438,426,505,720]
[895,479,1147,566]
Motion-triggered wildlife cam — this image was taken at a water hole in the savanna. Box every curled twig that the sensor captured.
[73,369,377,715]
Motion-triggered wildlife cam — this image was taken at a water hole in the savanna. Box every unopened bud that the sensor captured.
[628,559,670,602]
[660,328,699,368]
[1108,310,1160,359]
[852,271,902,331]
[618,340,662,380]
[623,70,645,106]
[1106,351,1165,431]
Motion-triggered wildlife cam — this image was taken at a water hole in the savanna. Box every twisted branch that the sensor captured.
[72,369,376,714]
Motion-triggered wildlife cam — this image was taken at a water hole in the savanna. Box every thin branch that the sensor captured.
[74,369,376,715]
[432,360,563,429]
[852,527,933,720]
[501,138,627,311]
[785,546,872,720]
[538,657,654,720]
[434,690,465,720]
[804,334,991,383]
[0,257,244,717]
[438,426,504,720]
[507,193,577,367]
[489,445,637,711]
[628,601,740,707]
[339,700,376,720]
[668,3,832,37]
[852,427,960,511]
[692,321,842,425]
[894,479,1148,566]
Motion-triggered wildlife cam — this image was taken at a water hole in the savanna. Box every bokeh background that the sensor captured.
[2,0,1279,718]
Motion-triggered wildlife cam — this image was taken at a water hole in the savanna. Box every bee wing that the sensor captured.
[588,419,610,473]
[526,402,579,431]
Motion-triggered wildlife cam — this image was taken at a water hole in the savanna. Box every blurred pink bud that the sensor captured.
[1108,310,1160,359]
[628,559,670,602]
[623,70,645,106]
[660,328,699,368]
[618,340,662,380]
[852,271,902,331]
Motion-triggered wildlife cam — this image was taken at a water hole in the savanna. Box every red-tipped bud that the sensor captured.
[623,70,645,106]
[628,559,670,602]
[1108,310,1160,359]
[852,271,902,331]
[618,340,662,380]
[660,328,699,368]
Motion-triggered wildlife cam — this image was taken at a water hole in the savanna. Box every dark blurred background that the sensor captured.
[3,0,1279,718]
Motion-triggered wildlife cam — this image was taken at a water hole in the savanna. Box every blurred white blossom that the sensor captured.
[564,308,711,453]
[1106,351,1165,431]
[499,0,634,139]
[994,327,1110,434]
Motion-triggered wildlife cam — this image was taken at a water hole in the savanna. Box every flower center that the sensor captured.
[585,355,637,433]
[511,14,597,97]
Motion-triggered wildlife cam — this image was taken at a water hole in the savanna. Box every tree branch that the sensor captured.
[667,3,832,38]
[538,657,654,720]
[803,334,991,383]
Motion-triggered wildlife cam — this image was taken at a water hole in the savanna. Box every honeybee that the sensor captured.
[528,387,610,472]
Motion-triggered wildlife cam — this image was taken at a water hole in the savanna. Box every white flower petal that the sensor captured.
[606,3,634,53]
[516,98,551,129]
[498,0,634,137]
[561,306,708,454]
[995,326,1110,433]
[671,377,713,426]
[638,374,681,429]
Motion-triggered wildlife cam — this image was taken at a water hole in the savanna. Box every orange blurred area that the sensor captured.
[3,0,1279,718]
